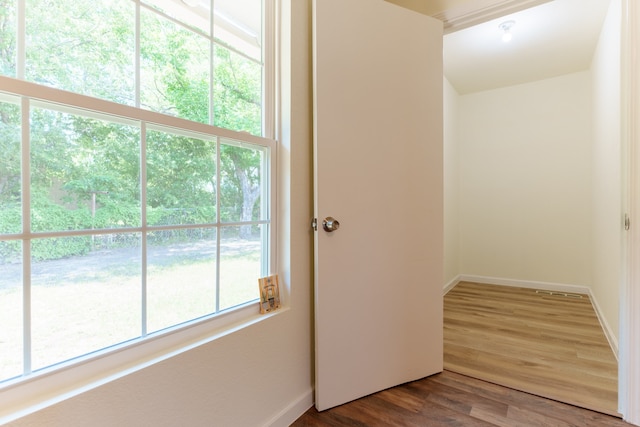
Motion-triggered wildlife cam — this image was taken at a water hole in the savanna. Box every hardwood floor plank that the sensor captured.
[412,378,508,418]
[376,387,425,413]
[418,371,622,427]
[443,282,619,416]
[292,371,632,426]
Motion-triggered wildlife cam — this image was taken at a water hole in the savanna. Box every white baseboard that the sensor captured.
[443,275,461,295]
[588,291,619,359]
[456,274,618,357]
[459,274,591,294]
[263,388,313,427]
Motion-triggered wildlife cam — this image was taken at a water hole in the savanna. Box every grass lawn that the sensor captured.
[0,240,261,382]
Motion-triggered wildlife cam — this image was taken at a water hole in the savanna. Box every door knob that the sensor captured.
[322,217,340,232]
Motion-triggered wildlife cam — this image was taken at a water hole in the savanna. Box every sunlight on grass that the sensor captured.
[0,239,261,380]
[31,276,141,371]
[147,260,218,333]
[220,248,261,310]
[147,254,260,332]
[0,287,22,381]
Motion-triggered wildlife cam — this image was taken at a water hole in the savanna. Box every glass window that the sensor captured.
[146,128,216,225]
[140,9,210,121]
[31,233,142,371]
[214,46,262,135]
[30,107,141,232]
[4,0,268,136]
[25,0,135,105]
[0,0,274,386]
[147,228,217,333]
[219,224,263,310]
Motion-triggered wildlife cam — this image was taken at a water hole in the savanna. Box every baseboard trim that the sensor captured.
[263,388,313,427]
[588,291,619,360]
[459,274,591,294]
[443,275,462,295]
[457,274,619,357]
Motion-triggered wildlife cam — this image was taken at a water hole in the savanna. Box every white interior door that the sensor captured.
[313,0,444,411]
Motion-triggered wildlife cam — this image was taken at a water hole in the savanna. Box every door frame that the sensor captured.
[620,0,640,424]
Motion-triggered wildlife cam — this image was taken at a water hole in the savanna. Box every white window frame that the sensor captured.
[0,0,278,421]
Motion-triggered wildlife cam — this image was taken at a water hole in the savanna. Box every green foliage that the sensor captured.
[25,0,135,104]
[30,192,92,232]
[0,101,21,203]
[0,203,21,262]
[31,235,92,261]
[29,195,92,260]
[220,144,262,226]
[146,131,216,214]
[0,203,20,234]
[0,0,267,262]
[0,240,20,263]
[213,47,261,136]
[0,0,16,76]
[140,9,209,120]
[147,206,216,228]
[93,200,141,229]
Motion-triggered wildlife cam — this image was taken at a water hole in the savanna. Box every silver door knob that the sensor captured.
[322,217,340,232]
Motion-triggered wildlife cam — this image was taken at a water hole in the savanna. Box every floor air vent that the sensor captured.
[535,290,583,299]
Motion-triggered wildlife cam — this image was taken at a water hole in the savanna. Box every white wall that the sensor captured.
[459,72,594,286]
[444,77,460,287]
[4,1,314,426]
[591,0,622,345]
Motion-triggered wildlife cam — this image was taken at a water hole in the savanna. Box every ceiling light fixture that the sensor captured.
[499,20,515,43]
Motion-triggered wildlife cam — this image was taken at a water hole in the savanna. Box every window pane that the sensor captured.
[0,243,22,381]
[0,0,272,384]
[146,129,216,226]
[214,0,262,62]
[219,225,261,310]
[31,234,141,371]
[0,0,17,77]
[140,10,210,123]
[30,107,141,233]
[25,0,135,105]
[220,142,265,223]
[0,97,21,234]
[214,45,261,135]
[146,229,217,333]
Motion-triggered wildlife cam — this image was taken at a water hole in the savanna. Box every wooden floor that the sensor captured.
[292,370,631,426]
[293,281,624,426]
[444,281,619,416]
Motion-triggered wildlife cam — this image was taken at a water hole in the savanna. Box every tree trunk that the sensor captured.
[229,152,260,240]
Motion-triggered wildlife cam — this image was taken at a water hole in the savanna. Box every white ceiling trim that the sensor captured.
[435,0,553,33]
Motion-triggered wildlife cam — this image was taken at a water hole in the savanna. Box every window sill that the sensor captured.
[0,303,289,424]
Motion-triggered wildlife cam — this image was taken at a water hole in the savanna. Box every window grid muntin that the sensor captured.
[20,95,31,376]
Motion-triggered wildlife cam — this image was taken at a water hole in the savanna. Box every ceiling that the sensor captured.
[444,0,612,94]
[390,0,613,95]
